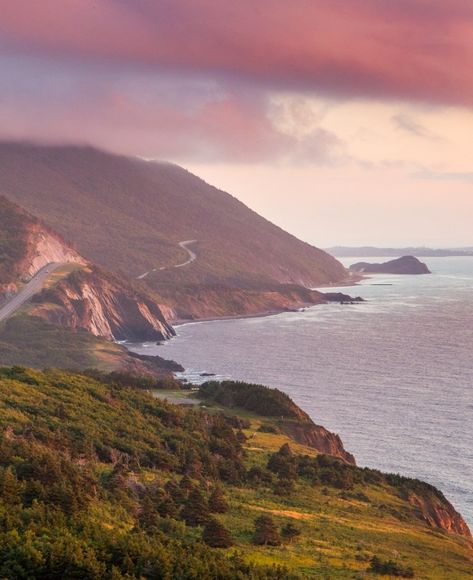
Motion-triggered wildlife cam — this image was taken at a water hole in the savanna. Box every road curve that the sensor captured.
[137,239,197,280]
[174,240,197,268]
[0,263,64,323]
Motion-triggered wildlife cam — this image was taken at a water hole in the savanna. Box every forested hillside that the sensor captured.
[0,369,470,578]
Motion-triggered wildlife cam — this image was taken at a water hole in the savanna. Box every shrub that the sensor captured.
[281,523,301,544]
[368,556,414,577]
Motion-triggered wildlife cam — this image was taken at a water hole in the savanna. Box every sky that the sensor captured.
[1,0,473,247]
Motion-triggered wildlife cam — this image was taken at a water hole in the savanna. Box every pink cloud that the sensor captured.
[0,73,342,163]
[1,0,473,105]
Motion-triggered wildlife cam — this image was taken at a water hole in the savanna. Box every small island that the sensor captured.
[349,255,431,275]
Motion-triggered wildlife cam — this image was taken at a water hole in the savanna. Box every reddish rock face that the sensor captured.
[409,492,472,539]
[279,421,356,465]
[0,195,85,303]
[32,266,174,342]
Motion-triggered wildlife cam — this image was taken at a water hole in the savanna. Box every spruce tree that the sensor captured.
[179,474,194,497]
[267,443,297,481]
[202,517,233,548]
[181,488,209,526]
[139,494,159,530]
[208,486,228,513]
[273,476,294,496]
[158,492,178,518]
[165,480,184,503]
[253,515,281,546]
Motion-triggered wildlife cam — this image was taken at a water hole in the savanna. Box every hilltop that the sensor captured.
[0,141,348,319]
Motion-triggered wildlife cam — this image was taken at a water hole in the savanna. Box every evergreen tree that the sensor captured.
[1,466,21,504]
[267,443,297,481]
[202,517,234,548]
[139,494,159,530]
[158,492,178,518]
[181,488,209,526]
[164,480,184,503]
[208,486,228,513]
[253,515,281,546]
[281,522,301,544]
[247,466,273,486]
[179,474,194,496]
[273,476,294,496]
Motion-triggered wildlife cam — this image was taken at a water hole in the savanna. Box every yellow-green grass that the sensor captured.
[85,422,472,579]
[209,427,473,578]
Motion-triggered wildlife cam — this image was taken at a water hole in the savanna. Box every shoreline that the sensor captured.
[172,274,365,327]
[171,303,315,327]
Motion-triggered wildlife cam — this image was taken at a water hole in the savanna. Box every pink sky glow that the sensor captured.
[0,0,472,246]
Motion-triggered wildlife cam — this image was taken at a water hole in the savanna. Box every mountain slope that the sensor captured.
[0,195,173,342]
[0,141,348,318]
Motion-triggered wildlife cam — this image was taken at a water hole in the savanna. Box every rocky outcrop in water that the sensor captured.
[349,255,431,275]
[32,267,174,342]
[322,292,364,304]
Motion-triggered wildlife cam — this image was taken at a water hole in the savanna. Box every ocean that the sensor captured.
[129,257,473,527]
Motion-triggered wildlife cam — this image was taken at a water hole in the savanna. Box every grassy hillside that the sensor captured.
[0,141,347,318]
[0,368,470,578]
[0,314,180,377]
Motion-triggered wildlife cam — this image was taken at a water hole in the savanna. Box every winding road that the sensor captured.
[137,239,197,280]
[0,263,64,323]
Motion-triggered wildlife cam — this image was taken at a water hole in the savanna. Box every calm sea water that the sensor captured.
[130,257,473,526]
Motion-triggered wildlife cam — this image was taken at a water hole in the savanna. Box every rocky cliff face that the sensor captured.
[409,490,471,538]
[159,282,327,322]
[280,421,356,465]
[32,267,174,342]
[22,225,86,278]
[0,195,85,303]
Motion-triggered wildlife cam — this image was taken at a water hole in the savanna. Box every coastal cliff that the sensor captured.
[280,421,356,464]
[409,489,471,538]
[162,282,327,322]
[198,380,355,464]
[31,267,174,342]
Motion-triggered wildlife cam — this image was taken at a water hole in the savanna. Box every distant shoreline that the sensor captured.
[326,246,473,258]
[172,275,364,327]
